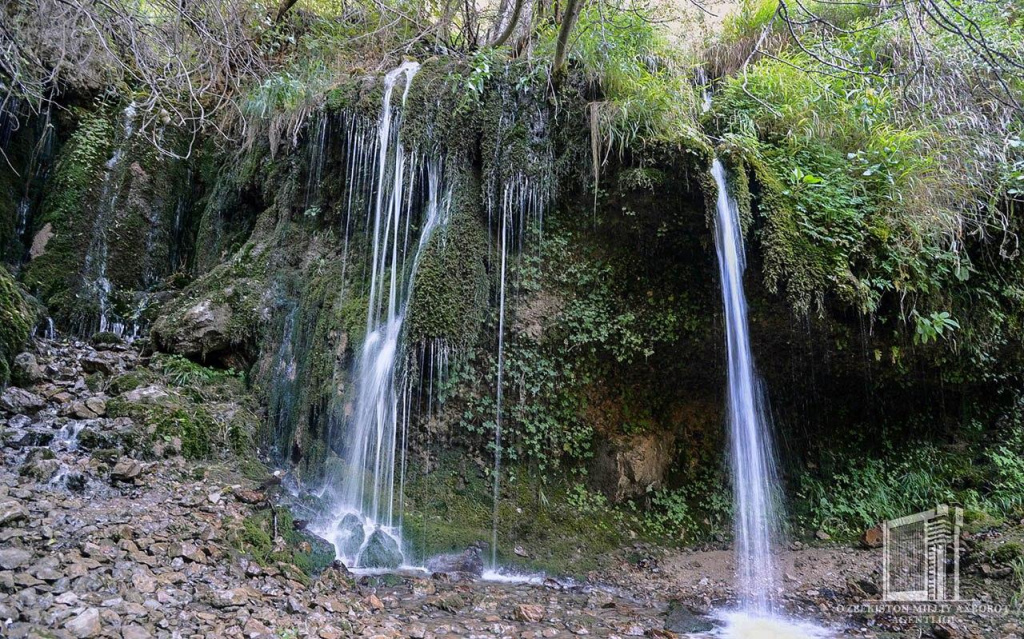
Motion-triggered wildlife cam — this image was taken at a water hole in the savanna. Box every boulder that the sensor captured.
[19,457,60,481]
[65,607,102,638]
[0,499,29,527]
[0,387,46,414]
[590,430,676,501]
[152,299,234,362]
[110,457,144,483]
[425,545,484,578]
[7,428,55,449]
[0,547,33,570]
[12,352,43,385]
[206,587,249,608]
[515,604,545,623]
[664,601,714,634]
[81,352,119,375]
[85,396,107,416]
[77,426,118,451]
[358,529,402,569]
[335,513,366,558]
[71,401,101,419]
[121,385,174,407]
[29,223,53,260]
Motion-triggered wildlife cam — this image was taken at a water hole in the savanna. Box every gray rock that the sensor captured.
[71,401,101,419]
[0,547,33,570]
[121,625,153,639]
[7,428,55,449]
[334,513,366,558]
[132,567,158,594]
[85,396,107,416]
[207,587,249,608]
[110,458,144,483]
[19,457,60,481]
[358,529,403,569]
[80,353,117,375]
[121,385,173,406]
[0,387,46,414]
[152,299,235,362]
[12,352,44,385]
[0,499,28,527]
[664,601,714,634]
[65,607,102,637]
[426,545,484,578]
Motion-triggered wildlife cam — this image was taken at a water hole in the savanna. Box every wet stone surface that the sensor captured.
[0,339,676,638]
[1,338,1020,638]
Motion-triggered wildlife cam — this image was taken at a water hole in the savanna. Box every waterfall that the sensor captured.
[489,174,548,568]
[16,197,30,238]
[82,104,139,337]
[711,159,781,614]
[324,61,453,569]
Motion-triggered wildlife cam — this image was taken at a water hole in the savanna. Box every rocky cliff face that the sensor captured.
[1,63,1017,564]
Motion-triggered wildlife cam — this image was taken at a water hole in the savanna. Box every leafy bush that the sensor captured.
[537,4,705,153]
[712,1,1022,362]
[796,433,1024,538]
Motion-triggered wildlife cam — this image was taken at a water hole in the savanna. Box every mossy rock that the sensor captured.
[0,266,36,385]
[22,106,193,334]
[229,509,336,579]
[993,542,1023,564]
[108,370,155,395]
[92,331,124,346]
[358,530,402,569]
[407,165,489,347]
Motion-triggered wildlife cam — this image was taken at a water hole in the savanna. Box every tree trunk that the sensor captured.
[275,0,300,23]
[552,0,583,77]
[491,0,526,47]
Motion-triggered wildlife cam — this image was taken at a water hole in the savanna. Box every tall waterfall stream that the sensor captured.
[711,159,829,637]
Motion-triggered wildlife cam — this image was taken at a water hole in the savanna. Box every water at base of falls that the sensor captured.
[689,612,832,639]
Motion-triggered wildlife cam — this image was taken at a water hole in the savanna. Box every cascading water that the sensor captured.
[711,159,829,638]
[83,104,136,336]
[487,173,548,569]
[711,158,780,613]
[320,62,453,569]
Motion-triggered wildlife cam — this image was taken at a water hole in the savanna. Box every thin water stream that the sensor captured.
[711,159,828,637]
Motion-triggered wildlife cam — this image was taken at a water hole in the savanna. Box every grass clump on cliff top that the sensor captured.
[709,1,1023,358]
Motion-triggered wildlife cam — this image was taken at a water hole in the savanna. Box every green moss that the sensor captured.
[994,542,1024,564]
[22,108,114,329]
[21,105,194,333]
[407,167,489,346]
[109,387,256,462]
[0,267,35,385]
[228,509,337,580]
[402,456,626,576]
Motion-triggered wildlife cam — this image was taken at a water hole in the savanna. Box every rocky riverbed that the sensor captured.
[1,337,1022,638]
